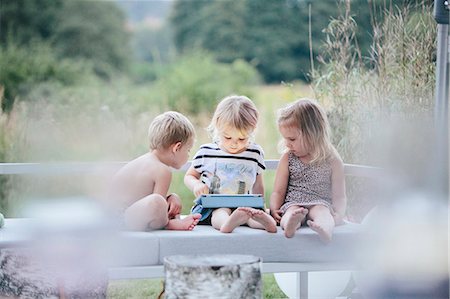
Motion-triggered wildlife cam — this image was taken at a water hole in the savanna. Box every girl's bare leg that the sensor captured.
[306,205,335,243]
[280,206,308,238]
[245,208,277,233]
[220,207,250,233]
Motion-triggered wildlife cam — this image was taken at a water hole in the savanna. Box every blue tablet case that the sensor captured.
[195,194,264,208]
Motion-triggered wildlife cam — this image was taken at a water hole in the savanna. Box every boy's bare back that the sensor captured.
[111,153,169,209]
[107,111,201,231]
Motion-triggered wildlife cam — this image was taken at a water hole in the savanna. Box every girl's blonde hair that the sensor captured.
[148,111,195,150]
[277,98,335,163]
[207,95,259,141]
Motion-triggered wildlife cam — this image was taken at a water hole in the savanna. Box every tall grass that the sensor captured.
[0,87,12,213]
[312,0,436,220]
[315,0,435,162]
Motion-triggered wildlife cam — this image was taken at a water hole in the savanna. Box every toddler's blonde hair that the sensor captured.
[207,95,259,141]
[148,111,195,150]
[277,98,334,163]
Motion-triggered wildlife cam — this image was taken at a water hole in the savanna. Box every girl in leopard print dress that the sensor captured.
[270,98,347,242]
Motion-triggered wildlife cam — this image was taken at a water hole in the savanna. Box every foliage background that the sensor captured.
[0,0,438,297]
[0,0,436,218]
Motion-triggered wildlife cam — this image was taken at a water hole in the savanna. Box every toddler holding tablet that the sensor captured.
[184,95,277,233]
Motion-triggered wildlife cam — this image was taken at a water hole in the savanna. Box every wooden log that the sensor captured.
[164,254,262,299]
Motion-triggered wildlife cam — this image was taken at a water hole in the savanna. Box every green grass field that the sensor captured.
[107,274,287,298]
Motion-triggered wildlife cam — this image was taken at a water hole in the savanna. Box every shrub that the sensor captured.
[0,41,90,112]
[156,51,260,115]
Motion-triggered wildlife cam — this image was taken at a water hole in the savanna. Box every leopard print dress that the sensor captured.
[280,152,333,214]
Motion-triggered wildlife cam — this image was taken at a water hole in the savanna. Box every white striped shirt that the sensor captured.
[191,143,265,194]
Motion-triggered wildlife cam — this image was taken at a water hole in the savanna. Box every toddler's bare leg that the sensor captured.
[306,205,334,243]
[211,208,233,231]
[281,206,308,238]
[220,207,250,233]
[124,194,168,231]
[166,214,201,231]
[246,208,277,233]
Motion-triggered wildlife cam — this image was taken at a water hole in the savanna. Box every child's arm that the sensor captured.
[166,193,182,218]
[184,166,209,197]
[153,168,181,218]
[269,153,289,223]
[252,173,264,195]
[152,167,172,197]
[331,154,347,225]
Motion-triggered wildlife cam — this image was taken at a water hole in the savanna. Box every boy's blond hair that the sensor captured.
[148,111,195,150]
[207,95,259,141]
[277,98,335,163]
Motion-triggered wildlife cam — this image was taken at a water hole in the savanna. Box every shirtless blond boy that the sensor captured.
[110,111,201,231]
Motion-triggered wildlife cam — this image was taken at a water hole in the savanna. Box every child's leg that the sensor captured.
[306,205,335,242]
[124,194,168,231]
[244,208,277,233]
[211,208,233,231]
[218,207,251,233]
[280,206,308,238]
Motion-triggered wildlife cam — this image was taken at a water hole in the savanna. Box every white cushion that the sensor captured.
[154,223,362,264]
[1,219,363,267]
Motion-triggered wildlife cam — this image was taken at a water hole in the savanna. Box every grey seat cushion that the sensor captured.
[1,219,160,268]
[108,232,160,267]
[154,223,362,264]
[2,219,362,267]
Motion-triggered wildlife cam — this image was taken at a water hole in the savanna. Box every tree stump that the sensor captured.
[164,254,262,299]
[0,248,108,298]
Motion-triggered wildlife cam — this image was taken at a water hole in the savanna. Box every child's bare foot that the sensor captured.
[284,207,308,238]
[220,208,250,233]
[250,209,277,233]
[238,207,255,217]
[307,219,332,243]
[166,214,201,231]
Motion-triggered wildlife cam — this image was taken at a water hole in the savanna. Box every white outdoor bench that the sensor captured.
[0,160,380,299]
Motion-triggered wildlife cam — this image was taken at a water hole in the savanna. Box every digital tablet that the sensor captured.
[196,194,264,208]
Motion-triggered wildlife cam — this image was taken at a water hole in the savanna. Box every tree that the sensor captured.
[170,0,211,52]
[0,0,63,45]
[53,1,130,78]
[170,0,339,83]
[0,0,131,111]
[240,0,312,82]
[170,0,420,83]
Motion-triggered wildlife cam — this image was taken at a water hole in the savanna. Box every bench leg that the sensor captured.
[297,272,308,299]
[273,272,309,299]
